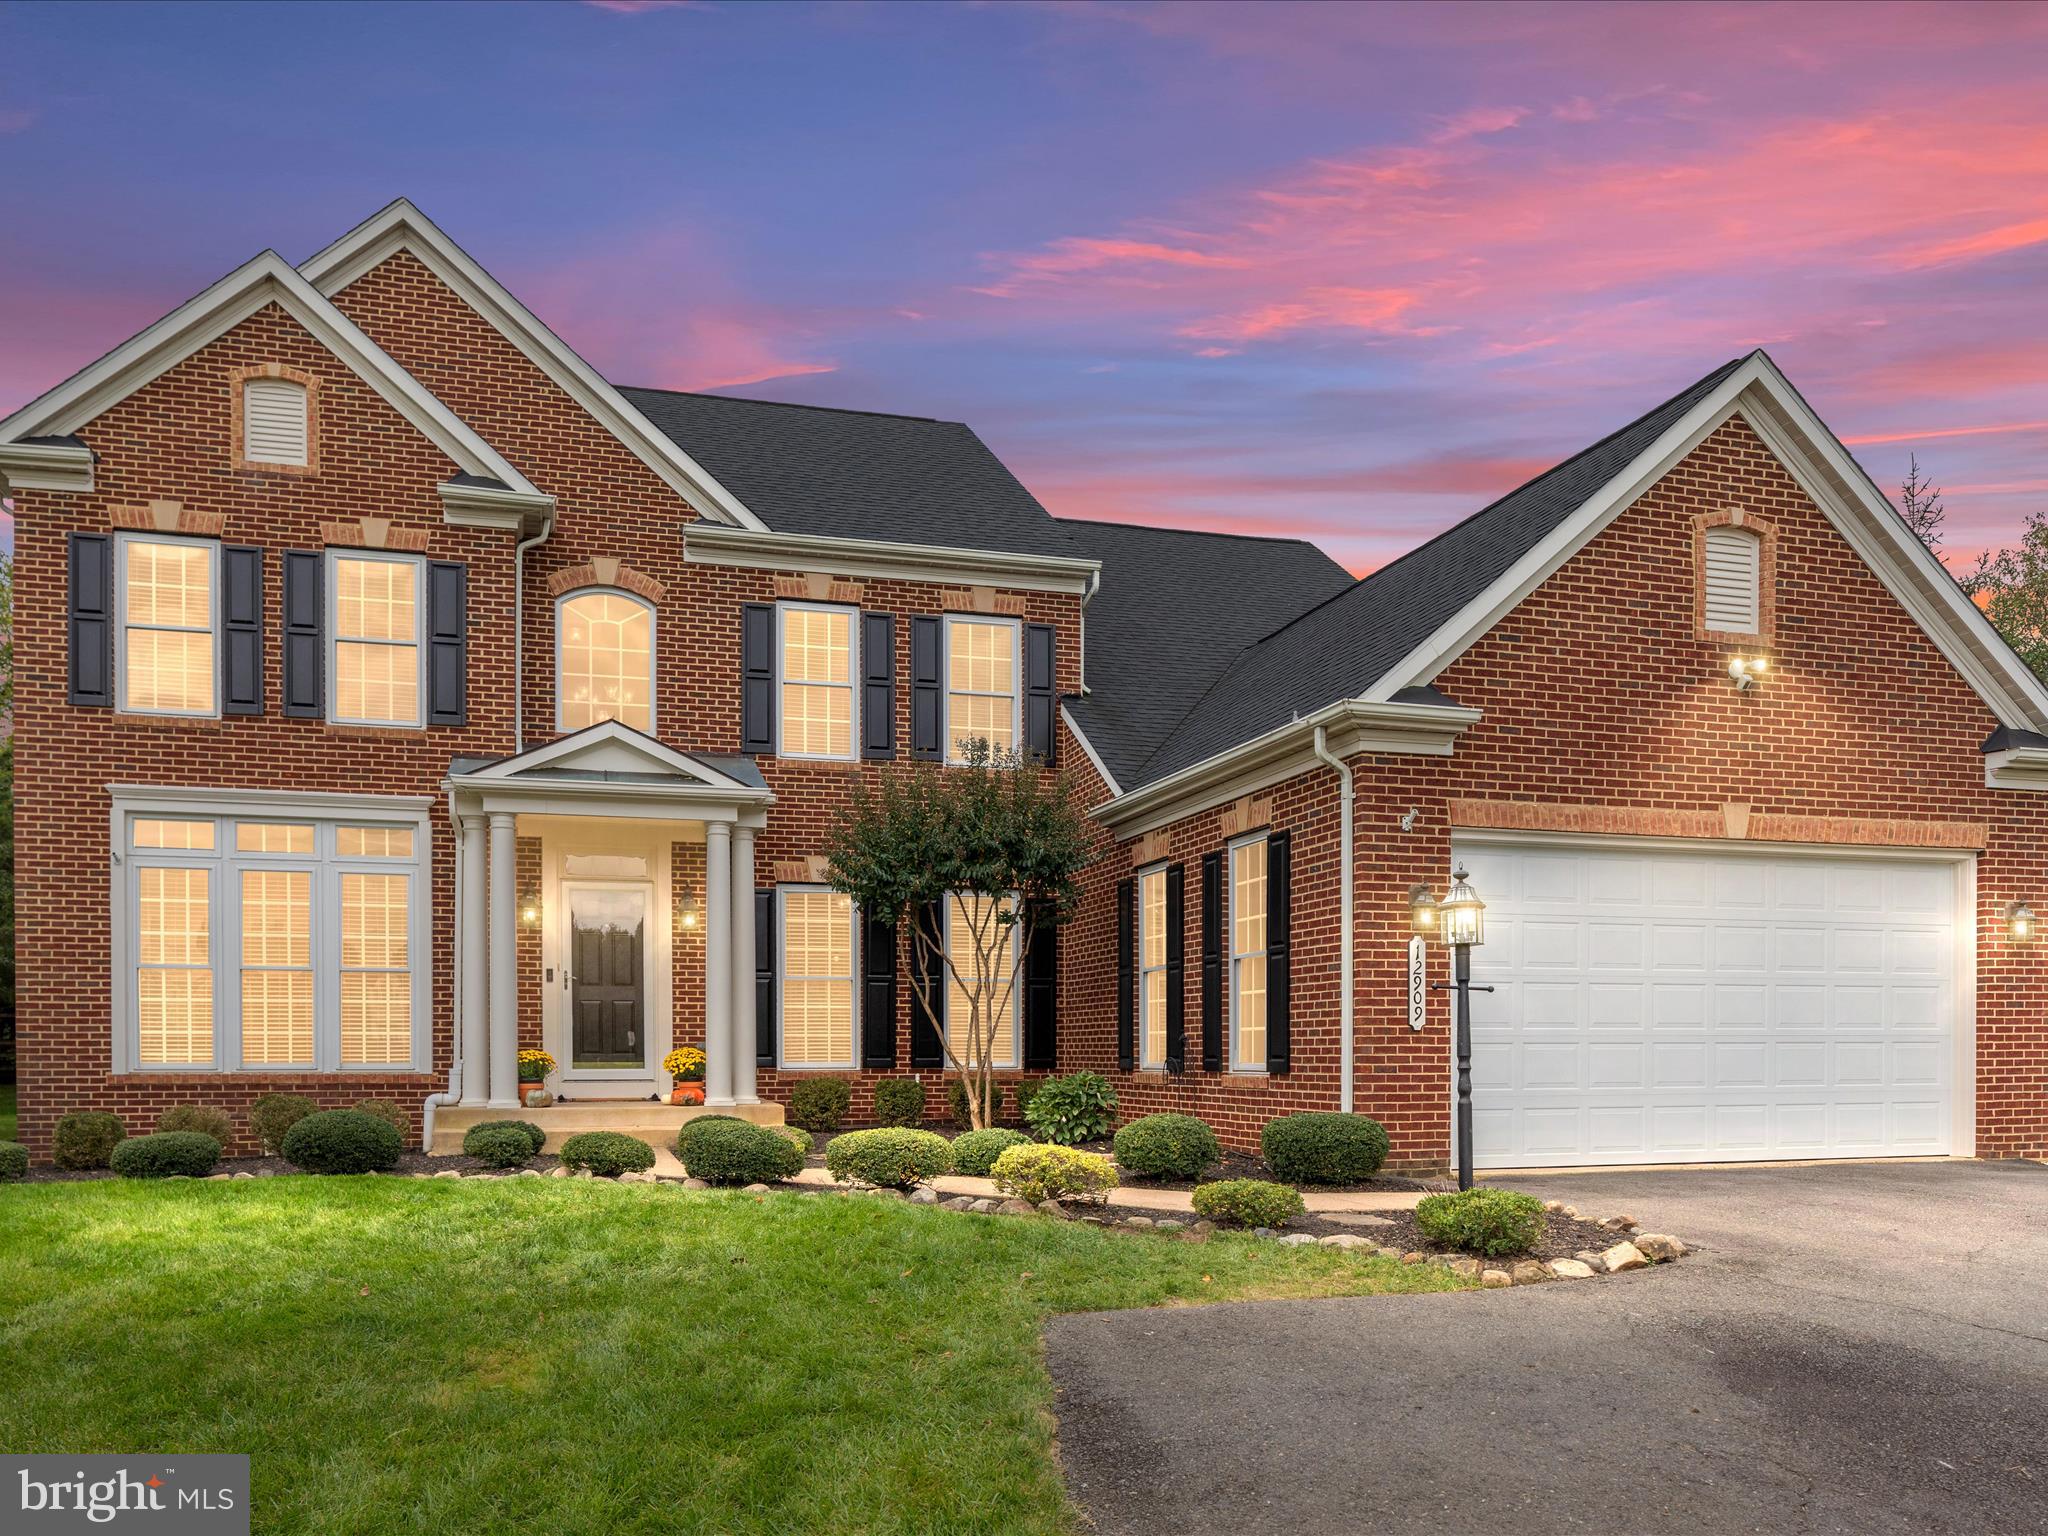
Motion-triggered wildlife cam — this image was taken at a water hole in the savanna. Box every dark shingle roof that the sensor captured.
[618,387,1081,560]
[1129,354,1752,788]
[1058,520,1354,787]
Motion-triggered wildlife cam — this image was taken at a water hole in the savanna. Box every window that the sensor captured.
[117,534,218,716]
[944,617,1019,762]
[117,805,427,1072]
[777,603,856,759]
[945,890,1019,1069]
[1703,524,1762,634]
[1137,865,1168,1068]
[558,590,654,733]
[243,377,309,466]
[330,552,425,726]
[779,886,856,1069]
[1229,835,1268,1072]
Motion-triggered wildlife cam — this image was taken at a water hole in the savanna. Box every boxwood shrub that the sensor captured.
[678,1119,799,1185]
[0,1141,30,1181]
[110,1131,221,1179]
[281,1108,404,1174]
[1414,1187,1547,1258]
[463,1123,538,1169]
[1113,1113,1220,1179]
[464,1119,547,1156]
[824,1127,955,1190]
[787,1076,852,1133]
[947,1077,1003,1128]
[1022,1071,1117,1145]
[557,1131,656,1177]
[1260,1112,1390,1185]
[248,1093,318,1156]
[773,1124,813,1162]
[1190,1178,1305,1229]
[951,1126,1030,1177]
[52,1111,126,1170]
[871,1077,926,1128]
[989,1143,1118,1205]
[155,1105,233,1145]
[350,1099,411,1138]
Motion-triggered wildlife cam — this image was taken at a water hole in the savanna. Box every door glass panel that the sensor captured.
[570,887,646,1069]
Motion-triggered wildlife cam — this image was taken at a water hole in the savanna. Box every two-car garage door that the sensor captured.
[1455,840,1965,1168]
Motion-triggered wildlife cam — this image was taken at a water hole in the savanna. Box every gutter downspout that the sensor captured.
[1312,724,1356,1113]
[421,780,466,1151]
[1078,563,1101,695]
[512,508,557,754]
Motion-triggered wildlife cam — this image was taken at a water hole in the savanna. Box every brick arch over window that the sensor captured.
[1692,507,1777,645]
[228,362,320,476]
[546,560,668,606]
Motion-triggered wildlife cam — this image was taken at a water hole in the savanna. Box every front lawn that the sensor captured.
[0,1178,1463,1534]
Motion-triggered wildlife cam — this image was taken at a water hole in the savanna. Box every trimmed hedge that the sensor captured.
[787,1076,852,1133]
[53,1111,126,1170]
[156,1105,233,1145]
[0,1142,27,1181]
[951,1126,1030,1177]
[773,1124,814,1162]
[248,1094,317,1156]
[1023,1072,1117,1145]
[989,1143,1117,1205]
[1113,1113,1220,1179]
[1260,1113,1390,1185]
[463,1124,538,1169]
[824,1127,955,1190]
[281,1109,404,1174]
[466,1119,547,1156]
[351,1099,411,1138]
[1190,1178,1304,1229]
[557,1131,656,1177]
[947,1078,1003,1128]
[1414,1188,1546,1258]
[872,1077,927,1128]
[678,1119,799,1185]
[110,1131,221,1179]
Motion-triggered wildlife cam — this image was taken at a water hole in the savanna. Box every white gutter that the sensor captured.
[1311,724,1356,1113]
[1078,563,1101,695]
[421,781,467,1151]
[512,506,557,753]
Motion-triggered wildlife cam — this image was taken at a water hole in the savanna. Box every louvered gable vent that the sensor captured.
[1702,524,1760,633]
[243,377,309,465]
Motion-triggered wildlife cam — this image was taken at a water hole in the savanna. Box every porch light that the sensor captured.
[519,888,541,926]
[1728,655,1768,691]
[1408,883,1440,935]
[675,894,701,931]
[1438,867,1485,948]
[2012,901,2036,942]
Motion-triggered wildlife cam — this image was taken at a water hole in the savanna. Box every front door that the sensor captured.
[566,883,648,1071]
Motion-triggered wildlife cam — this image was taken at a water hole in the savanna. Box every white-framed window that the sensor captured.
[243,376,309,466]
[113,797,430,1074]
[557,589,655,734]
[1228,833,1268,1073]
[116,533,219,718]
[1137,864,1168,1068]
[1703,524,1763,634]
[943,615,1020,763]
[776,602,857,761]
[945,890,1020,1069]
[328,550,426,727]
[778,885,857,1070]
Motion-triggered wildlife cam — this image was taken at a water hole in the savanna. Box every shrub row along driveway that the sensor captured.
[1048,1160,2048,1535]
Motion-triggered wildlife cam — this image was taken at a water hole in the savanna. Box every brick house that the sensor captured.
[4,201,2044,1169]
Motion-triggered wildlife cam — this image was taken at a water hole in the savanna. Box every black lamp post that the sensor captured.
[1416,867,1489,1192]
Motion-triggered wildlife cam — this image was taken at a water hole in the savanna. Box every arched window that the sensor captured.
[556,590,654,733]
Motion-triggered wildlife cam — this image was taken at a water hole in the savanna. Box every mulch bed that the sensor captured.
[15,1150,560,1184]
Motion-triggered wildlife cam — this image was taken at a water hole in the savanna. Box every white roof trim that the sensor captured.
[0,250,545,503]
[685,521,1101,595]
[0,439,95,493]
[453,719,767,797]
[1059,701,1123,798]
[300,200,768,532]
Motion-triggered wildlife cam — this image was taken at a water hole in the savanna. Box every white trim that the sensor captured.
[1985,745,2048,790]
[555,588,657,737]
[775,883,860,1072]
[1226,831,1269,1076]
[299,199,765,531]
[114,532,220,720]
[942,612,1023,765]
[1060,703,1123,797]
[326,548,428,729]
[553,875,663,1089]
[1134,862,1169,1070]
[0,439,94,492]
[1448,825,1980,863]
[774,600,859,763]
[457,718,765,796]
[684,521,1100,596]
[438,478,552,531]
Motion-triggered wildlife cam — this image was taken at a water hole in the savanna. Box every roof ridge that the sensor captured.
[1056,515,1333,551]
[617,384,951,427]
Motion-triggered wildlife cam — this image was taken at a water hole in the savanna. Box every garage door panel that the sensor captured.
[1715,1041,1768,1085]
[1650,1042,1707,1087]
[1587,1042,1643,1087]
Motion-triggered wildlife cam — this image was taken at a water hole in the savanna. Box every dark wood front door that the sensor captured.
[569,885,646,1069]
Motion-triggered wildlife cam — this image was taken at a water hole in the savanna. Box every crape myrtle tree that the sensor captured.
[824,740,1091,1131]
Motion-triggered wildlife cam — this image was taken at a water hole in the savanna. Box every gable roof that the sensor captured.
[451,720,769,794]
[1057,518,1354,787]
[621,388,1082,560]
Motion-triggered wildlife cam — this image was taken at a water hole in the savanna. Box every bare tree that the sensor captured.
[1898,453,1945,553]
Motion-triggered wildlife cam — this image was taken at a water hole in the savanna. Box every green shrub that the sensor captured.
[466,1119,547,1156]
[1414,1187,1546,1257]
[463,1124,537,1169]
[772,1124,813,1162]
[0,1142,30,1180]
[1190,1178,1305,1229]
[787,1076,852,1133]
[248,1094,317,1156]
[872,1077,926,1128]
[679,1119,799,1185]
[351,1099,412,1139]
[1010,1077,1045,1125]
[824,1127,955,1189]
[1113,1113,1220,1179]
[156,1105,233,1145]
[951,1126,1031,1177]
[947,1077,1004,1128]
[52,1111,126,1170]
[280,1109,404,1174]
[557,1131,656,1178]
[1260,1112,1390,1185]
[110,1131,221,1179]
[989,1143,1117,1205]
[1022,1071,1117,1145]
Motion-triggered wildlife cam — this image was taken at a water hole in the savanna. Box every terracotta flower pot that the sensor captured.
[520,1083,552,1108]
[671,1082,705,1106]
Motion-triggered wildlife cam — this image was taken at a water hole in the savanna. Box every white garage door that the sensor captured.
[1454,840,1964,1168]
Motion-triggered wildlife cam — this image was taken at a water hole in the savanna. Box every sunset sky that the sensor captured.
[3,0,2046,573]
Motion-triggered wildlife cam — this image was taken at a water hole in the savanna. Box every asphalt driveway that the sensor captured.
[1048,1160,2048,1535]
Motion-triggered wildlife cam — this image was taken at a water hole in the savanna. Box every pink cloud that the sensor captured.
[1842,420,2048,446]
[1431,106,1528,144]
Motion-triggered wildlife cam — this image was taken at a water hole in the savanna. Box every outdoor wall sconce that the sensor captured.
[675,895,701,932]
[518,888,541,926]
[2011,901,2035,942]
[1727,655,1769,691]
[1408,883,1440,935]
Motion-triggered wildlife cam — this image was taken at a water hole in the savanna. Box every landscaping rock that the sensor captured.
[908,1186,939,1205]
[968,1197,999,1213]
[574,1168,594,1179]
[206,1173,230,1180]
[1547,1259,1597,1280]
[682,1177,709,1190]
[1402,1251,1426,1265]
[433,1170,462,1179]
[1601,1240,1649,1273]
[1318,1233,1372,1250]
[1574,1249,1609,1271]
[619,1171,649,1183]
[549,1166,569,1178]
[1542,1199,1566,1214]
[1155,1219,1183,1232]
[518,1169,542,1178]
[1481,1269,1512,1288]
[1561,1205,1580,1219]
[1448,1258,1483,1280]
[1251,1226,1277,1239]
[869,1188,906,1200]
[1598,1213,1639,1231]
[1037,1200,1069,1219]
[743,1182,771,1193]
[1278,1233,1316,1247]
[1510,1260,1552,1285]
[941,1196,974,1211]
[998,1199,1038,1216]
[1635,1232,1687,1262]
[232,1171,254,1179]
[1124,1216,1155,1229]
[1190,1220,1216,1236]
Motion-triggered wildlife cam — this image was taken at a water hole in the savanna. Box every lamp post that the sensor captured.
[1418,866,1489,1191]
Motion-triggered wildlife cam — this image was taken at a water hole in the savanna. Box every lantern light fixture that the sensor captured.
[1408,883,1440,935]
[1438,865,1486,949]
[676,894,701,932]
[518,888,542,926]
[2012,901,2036,942]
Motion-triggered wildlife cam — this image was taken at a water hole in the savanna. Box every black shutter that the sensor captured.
[426,561,467,727]
[1024,622,1056,764]
[1115,877,1135,1072]
[1267,830,1291,1075]
[741,603,774,753]
[1164,863,1186,1073]
[909,616,942,760]
[281,550,323,718]
[1200,852,1223,1071]
[754,889,776,1067]
[861,611,896,760]
[861,906,898,1069]
[67,533,112,708]
[1024,903,1058,1071]
[220,544,264,716]
[910,899,945,1067]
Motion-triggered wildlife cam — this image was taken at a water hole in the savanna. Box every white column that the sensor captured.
[731,824,759,1104]
[703,820,735,1106]
[459,814,490,1105]
[487,811,520,1108]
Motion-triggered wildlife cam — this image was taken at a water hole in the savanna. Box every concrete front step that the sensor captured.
[431,1099,784,1155]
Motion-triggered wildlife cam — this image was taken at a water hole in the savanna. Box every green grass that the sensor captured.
[0,1084,14,1142]
[0,1180,1465,1534]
